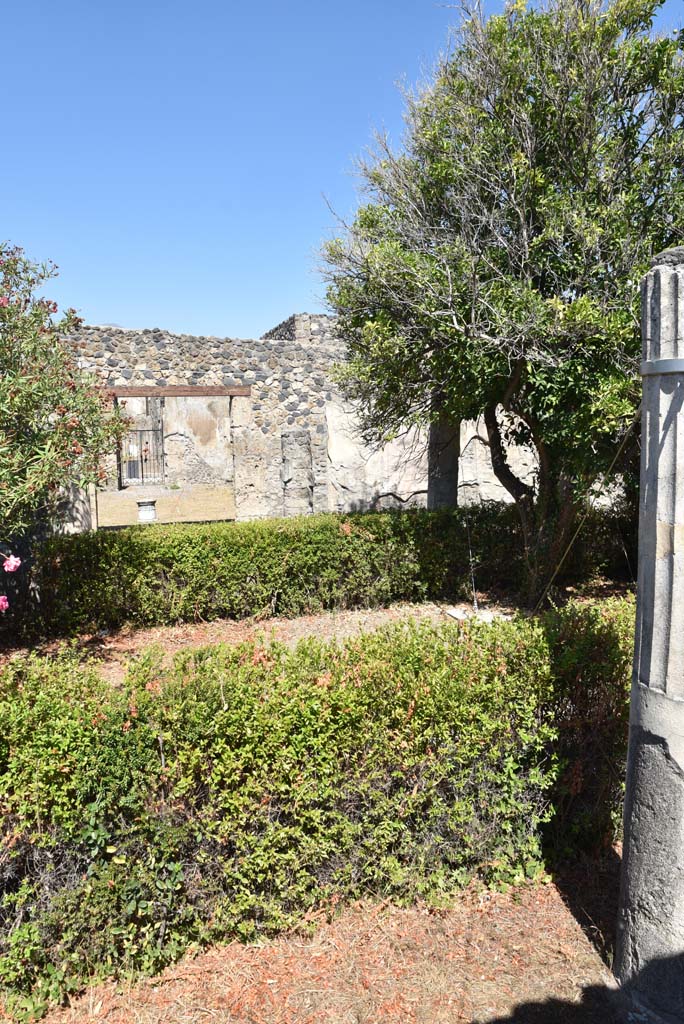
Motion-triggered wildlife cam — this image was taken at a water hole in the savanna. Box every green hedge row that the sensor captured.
[6,505,635,640]
[0,598,633,1019]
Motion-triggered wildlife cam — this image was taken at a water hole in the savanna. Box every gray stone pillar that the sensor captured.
[615,247,684,1022]
[427,416,460,509]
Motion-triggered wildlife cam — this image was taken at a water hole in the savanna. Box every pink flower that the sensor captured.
[0,297,8,307]
[3,555,21,572]
[0,596,9,612]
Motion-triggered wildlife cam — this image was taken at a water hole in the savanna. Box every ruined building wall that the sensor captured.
[68,314,533,529]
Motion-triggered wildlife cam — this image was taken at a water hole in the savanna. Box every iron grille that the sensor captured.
[120,429,165,485]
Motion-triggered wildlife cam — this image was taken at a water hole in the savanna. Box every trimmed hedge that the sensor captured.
[6,505,635,640]
[15,508,520,638]
[0,598,633,1019]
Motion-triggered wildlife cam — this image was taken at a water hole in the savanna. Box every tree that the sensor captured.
[323,0,684,601]
[0,243,124,542]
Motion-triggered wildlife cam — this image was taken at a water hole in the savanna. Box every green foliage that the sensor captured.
[9,505,634,640]
[542,596,634,853]
[0,598,635,1016]
[0,244,125,541]
[20,507,522,638]
[323,0,684,596]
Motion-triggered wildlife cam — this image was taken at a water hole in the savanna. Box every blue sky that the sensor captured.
[3,0,682,339]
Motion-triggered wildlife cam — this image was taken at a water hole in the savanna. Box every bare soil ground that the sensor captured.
[12,599,519,686]
[6,581,633,688]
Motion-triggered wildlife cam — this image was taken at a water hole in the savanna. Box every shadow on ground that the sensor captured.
[552,847,622,965]
[487,954,684,1023]
[482,850,625,1022]
[484,983,621,1023]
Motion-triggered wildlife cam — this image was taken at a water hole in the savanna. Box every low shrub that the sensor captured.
[5,504,634,641]
[12,507,521,639]
[0,598,635,1018]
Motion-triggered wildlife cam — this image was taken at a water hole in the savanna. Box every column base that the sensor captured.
[616,686,684,1022]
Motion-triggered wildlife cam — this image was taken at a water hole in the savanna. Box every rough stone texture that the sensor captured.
[617,735,684,1023]
[653,246,684,268]
[281,429,314,516]
[615,252,684,1022]
[67,313,534,526]
[164,397,233,487]
[70,315,345,522]
[53,484,95,533]
[324,399,428,512]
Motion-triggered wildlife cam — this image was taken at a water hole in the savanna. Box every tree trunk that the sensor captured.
[483,402,577,606]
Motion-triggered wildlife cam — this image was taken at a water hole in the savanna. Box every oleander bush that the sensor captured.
[4,505,634,641]
[0,598,634,1019]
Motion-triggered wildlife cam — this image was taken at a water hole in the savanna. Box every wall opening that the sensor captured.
[117,398,165,487]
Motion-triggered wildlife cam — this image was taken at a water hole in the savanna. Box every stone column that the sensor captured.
[427,416,460,509]
[615,247,684,1021]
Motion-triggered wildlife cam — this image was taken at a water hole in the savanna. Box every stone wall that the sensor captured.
[67,314,535,528]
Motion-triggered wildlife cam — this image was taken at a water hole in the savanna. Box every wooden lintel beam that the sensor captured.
[111,385,251,399]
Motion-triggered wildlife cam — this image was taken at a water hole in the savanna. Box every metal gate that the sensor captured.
[120,428,165,485]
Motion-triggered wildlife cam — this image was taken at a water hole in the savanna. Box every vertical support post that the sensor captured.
[427,416,460,509]
[615,247,684,1021]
